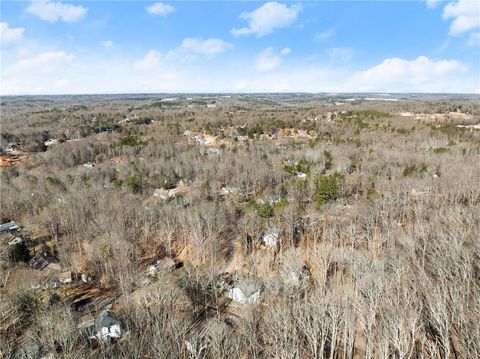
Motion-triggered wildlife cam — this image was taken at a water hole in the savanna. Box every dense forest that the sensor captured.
[1,94,479,358]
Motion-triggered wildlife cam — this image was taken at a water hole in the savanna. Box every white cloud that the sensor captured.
[2,58,477,94]
[442,0,480,35]
[26,1,87,23]
[10,51,74,73]
[133,49,162,71]
[255,47,282,71]
[327,47,354,63]
[314,28,335,42]
[2,44,477,94]
[134,39,230,72]
[0,22,25,47]
[101,40,114,48]
[2,53,184,95]
[426,0,442,9]
[347,56,469,92]
[179,38,231,57]
[255,46,291,71]
[147,2,175,16]
[231,2,301,37]
[467,32,480,46]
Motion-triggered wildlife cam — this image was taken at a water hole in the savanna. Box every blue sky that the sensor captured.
[1,1,479,94]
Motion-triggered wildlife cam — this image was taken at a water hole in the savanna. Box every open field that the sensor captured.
[1,93,480,358]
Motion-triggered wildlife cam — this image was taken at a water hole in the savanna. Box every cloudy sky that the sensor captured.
[1,0,479,94]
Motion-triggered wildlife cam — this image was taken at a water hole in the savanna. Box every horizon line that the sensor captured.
[2,91,479,97]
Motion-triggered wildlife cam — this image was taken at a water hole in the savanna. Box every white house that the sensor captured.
[457,124,480,130]
[259,195,282,205]
[8,237,23,246]
[262,229,279,247]
[220,187,240,196]
[81,273,93,283]
[228,287,261,305]
[148,257,177,276]
[297,130,309,138]
[59,271,73,284]
[44,139,59,147]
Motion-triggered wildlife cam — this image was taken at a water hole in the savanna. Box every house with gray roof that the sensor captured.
[28,252,60,271]
[92,311,121,343]
[0,221,19,232]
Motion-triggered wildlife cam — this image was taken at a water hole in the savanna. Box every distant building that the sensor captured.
[59,270,73,284]
[153,188,173,200]
[194,135,215,146]
[5,143,17,153]
[220,187,240,196]
[0,221,19,232]
[44,139,59,146]
[297,130,309,138]
[262,229,279,247]
[29,252,60,271]
[228,287,261,305]
[8,236,23,246]
[457,124,480,130]
[259,195,282,206]
[92,311,122,344]
[148,257,180,276]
